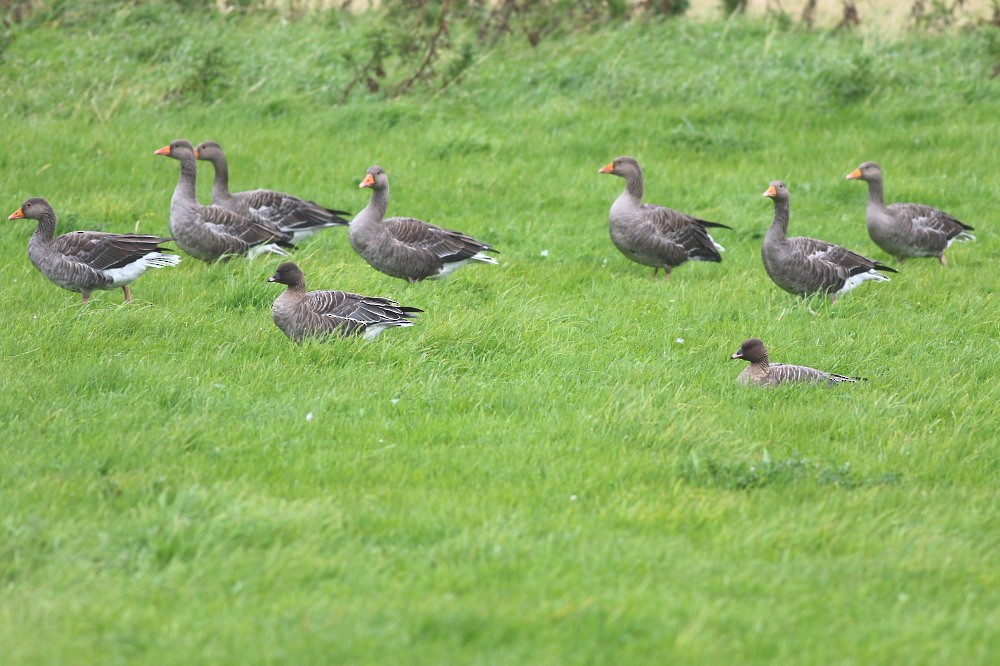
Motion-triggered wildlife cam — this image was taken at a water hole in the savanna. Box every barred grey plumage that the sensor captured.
[194,141,350,243]
[156,139,291,262]
[349,165,498,282]
[846,161,975,266]
[599,156,730,278]
[730,338,864,387]
[762,180,896,301]
[268,262,421,343]
[8,197,179,303]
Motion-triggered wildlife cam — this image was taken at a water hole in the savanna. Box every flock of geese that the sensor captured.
[7,142,976,387]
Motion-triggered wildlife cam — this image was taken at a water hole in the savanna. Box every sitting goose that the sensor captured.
[730,338,864,386]
[762,180,896,301]
[846,161,975,265]
[8,198,179,303]
[598,156,730,278]
[155,139,292,262]
[194,141,350,243]
[268,262,421,343]
[350,166,498,282]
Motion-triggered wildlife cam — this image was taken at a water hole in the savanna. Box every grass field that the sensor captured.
[1,4,998,663]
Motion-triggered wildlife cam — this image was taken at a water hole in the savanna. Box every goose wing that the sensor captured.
[51,232,173,270]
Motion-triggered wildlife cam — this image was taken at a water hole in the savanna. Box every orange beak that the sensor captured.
[763,185,777,198]
[598,162,614,174]
[8,207,24,220]
[193,148,200,158]
[359,173,375,189]
[846,168,862,180]
[154,145,171,156]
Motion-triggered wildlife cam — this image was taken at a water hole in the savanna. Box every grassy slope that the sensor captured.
[1,6,998,663]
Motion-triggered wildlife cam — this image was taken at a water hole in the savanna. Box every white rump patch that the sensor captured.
[835,269,890,296]
[362,320,413,340]
[247,243,292,259]
[947,231,976,248]
[103,252,180,286]
[435,252,498,278]
[708,233,725,252]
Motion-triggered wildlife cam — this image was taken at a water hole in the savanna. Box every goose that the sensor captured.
[194,141,350,243]
[8,197,179,303]
[846,161,975,265]
[730,338,864,386]
[268,262,421,343]
[762,180,896,301]
[155,139,292,261]
[350,165,498,282]
[598,156,730,277]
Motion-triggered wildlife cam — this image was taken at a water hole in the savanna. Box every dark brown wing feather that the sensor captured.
[51,232,174,270]
[237,189,350,229]
[385,217,496,263]
[201,205,291,246]
[642,205,723,262]
[305,289,421,335]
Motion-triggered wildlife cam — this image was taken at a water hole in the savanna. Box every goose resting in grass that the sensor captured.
[350,165,498,282]
[730,338,864,386]
[194,141,351,243]
[8,197,179,303]
[762,180,896,302]
[846,161,975,265]
[268,262,421,343]
[598,156,730,278]
[155,139,292,262]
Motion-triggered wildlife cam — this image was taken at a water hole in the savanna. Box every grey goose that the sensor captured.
[846,161,975,265]
[194,141,350,243]
[268,262,421,343]
[155,139,292,262]
[350,165,498,282]
[730,338,864,387]
[8,198,179,303]
[762,180,896,301]
[598,156,730,277]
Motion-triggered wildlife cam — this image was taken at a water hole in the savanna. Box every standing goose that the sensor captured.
[155,139,292,262]
[762,180,896,301]
[730,338,864,386]
[350,165,498,282]
[598,156,730,278]
[8,197,179,303]
[846,161,975,265]
[194,141,351,243]
[268,262,421,343]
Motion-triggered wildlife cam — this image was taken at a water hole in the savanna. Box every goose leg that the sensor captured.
[123,284,133,302]
[652,267,659,277]
[81,292,91,304]
[939,255,948,267]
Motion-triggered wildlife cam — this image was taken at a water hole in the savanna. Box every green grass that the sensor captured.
[1,5,999,664]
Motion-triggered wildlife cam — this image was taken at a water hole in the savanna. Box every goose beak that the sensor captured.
[193,148,200,158]
[154,145,171,156]
[846,168,862,180]
[268,274,278,283]
[763,186,777,198]
[359,173,375,189]
[8,207,24,220]
[730,350,744,360]
[598,162,614,174]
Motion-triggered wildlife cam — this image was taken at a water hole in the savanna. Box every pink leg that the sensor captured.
[81,292,91,304]
[123,284,133,302]
[939,255,948,267]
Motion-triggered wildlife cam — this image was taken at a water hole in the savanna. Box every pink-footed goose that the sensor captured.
[194,141,350,243]
[350,165,498,282]
[846,161,975,265]
[762,180,896,302]
[730,338,864,386]
[155,139,292,262]
[598,156,730,278]
[268,262,421,343]
[8,198,179,303]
